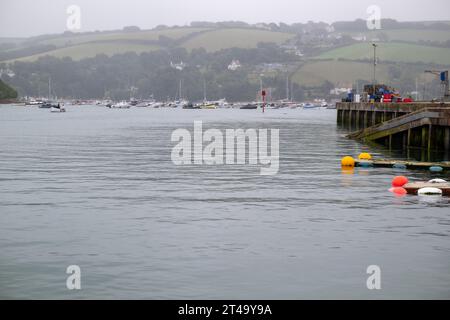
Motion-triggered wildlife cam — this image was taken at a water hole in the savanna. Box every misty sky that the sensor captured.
[1,0,450,37]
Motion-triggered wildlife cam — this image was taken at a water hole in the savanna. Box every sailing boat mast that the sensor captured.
[286,75,289,101]
[203,79,207,102]
[48,77,51,100]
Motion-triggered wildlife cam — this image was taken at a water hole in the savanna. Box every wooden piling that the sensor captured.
[445,127,450,152]
[337,102,450,154]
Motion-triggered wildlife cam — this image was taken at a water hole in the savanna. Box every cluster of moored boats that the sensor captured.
[99,99,333,109]
[22,98,335,111]
[25,100,66,112]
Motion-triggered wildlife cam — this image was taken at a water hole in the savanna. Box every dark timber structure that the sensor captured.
[337,102,450,158]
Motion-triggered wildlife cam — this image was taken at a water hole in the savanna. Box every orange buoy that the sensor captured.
[389,187,407,196]
[341,156,355,167]
[358,152,372,160]
[392,176,408,187]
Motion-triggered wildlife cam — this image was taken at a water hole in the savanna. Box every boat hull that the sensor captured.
[50,107,66,112]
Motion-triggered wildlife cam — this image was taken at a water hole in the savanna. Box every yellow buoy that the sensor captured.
[341,156,355,167]
[358,153,372,160]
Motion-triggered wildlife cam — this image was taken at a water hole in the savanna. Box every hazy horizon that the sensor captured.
[1,0,450,38]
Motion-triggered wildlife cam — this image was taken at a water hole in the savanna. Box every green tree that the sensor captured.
[0,79,18,99]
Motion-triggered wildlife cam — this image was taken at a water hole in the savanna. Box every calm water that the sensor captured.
[0,105,449,299]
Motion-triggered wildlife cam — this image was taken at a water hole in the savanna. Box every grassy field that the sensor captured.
[316,42,450,65]
[3,27,294,61]
[339,29,450,43]
[291,60,392,87]
[38,27,209,48]
[381,29,450,42]
[181,28,294,52]
[10,42,162,62]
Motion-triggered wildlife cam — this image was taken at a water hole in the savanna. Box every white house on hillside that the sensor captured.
[228,60,241,71]
[170,61,186,71]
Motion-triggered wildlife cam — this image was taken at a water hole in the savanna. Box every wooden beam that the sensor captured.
[428,124,432,151]
[421,126,427,148]
[407,128,411,148]
[444,127,450,151]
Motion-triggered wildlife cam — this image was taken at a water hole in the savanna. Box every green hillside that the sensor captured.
[316,42,450,65]
[4,25,450,64]
[292,60,392,87]
[181,28,295,52]
[38,27,209,47]
[2,27,294,62]
[379,29,450,42]
[3,22,450,98]
[10,42,162,62]
[339,29,450,43]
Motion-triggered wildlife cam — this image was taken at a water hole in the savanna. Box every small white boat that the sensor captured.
[111,101,131,109]
[135,102,150,107]
[50,105,66,113]
[303,103,320,109]
[150,102,163,108]
[211,99,230,108]
[179,100,191,108]
[199,102,217,109]
[25,100,43,106]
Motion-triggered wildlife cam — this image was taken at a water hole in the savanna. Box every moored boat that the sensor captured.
[135,101,150,107]
[25,99,43,106]
[183,103,200,109]
[150,102,163,108]
[111,101,131,109]
[50,104,66,113]
[40,101,62,109]
[240,103,258,109]
[303,103,320,109]
[39,102,53,108]
[195,101,217,109]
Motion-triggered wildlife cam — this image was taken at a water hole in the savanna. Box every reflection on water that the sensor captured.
[0,105,449,299]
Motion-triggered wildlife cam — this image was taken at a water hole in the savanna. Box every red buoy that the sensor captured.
[392,176,408,187]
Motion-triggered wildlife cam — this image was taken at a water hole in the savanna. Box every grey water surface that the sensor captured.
[0,105,449,299]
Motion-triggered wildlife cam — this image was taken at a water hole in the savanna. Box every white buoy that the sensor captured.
[428,179,447,184]
[418,187,443,196]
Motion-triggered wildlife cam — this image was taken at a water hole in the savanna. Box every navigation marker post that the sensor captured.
[262,89,266,113]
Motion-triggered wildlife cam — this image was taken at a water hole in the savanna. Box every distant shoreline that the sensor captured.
[0,99,18,104]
